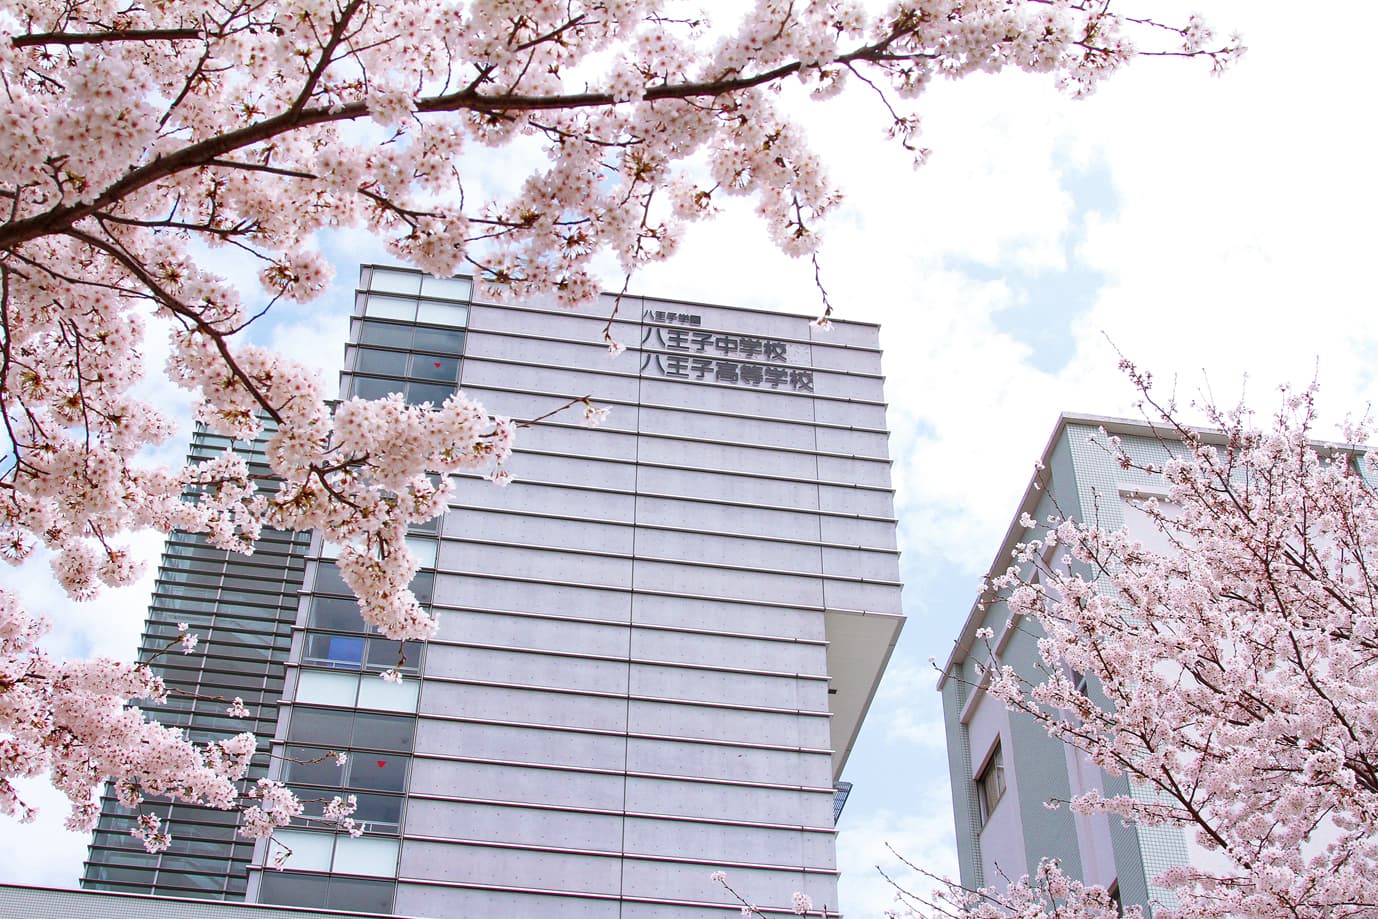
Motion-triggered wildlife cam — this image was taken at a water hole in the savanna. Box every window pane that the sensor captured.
[353,713,414,751]
[358,321,412,349]
[327,877,395,914]
[288,708,355,747]
[308,595,359,630]
[284,748,344,788]
[365,638,420,672]
[419,276,471,301]
[404,536,437,567]
[351,793,403,831]
[409,515,441,535]
[332,835,398,876]
[274,830,335,872]
[357,675,418,712]
[368,269,422,296]
[297,670,359,707]
[412,327,464,354]
[306,633,365,668]
[409,353,459,382]
[356,349,409,377]
[410,571,434,604]
[260,871,330,907]
[348,754,407,792]
[311,565,353,598]
[416,300,468,327]
[405,382,454,406]
[152,871,225,893]
[353,377,403,401]
[364,293,416,320]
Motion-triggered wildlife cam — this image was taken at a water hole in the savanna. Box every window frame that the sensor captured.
[977,740,1006,825]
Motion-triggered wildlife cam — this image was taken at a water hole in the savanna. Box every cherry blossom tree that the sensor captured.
[922,373,1378,919]
[1,0,1239,845]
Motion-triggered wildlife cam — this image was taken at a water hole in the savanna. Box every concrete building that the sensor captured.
[84,266,905,916]
[937,414,1194,913]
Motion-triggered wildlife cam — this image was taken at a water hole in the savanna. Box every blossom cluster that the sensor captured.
[984,380,1378,918]
[0,0,1236,839]
[0,588,256,848]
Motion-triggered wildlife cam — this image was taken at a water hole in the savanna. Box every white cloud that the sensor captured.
[837,790,962,917]
[877,661,950,752]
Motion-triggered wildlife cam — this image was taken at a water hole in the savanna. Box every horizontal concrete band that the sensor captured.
[400,796,838,834]
[278,701,836,755]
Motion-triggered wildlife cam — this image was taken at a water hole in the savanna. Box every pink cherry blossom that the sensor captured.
[0,0,1237,842]
[971,372,1378,919]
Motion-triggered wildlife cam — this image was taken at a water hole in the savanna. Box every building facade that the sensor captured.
[84,266,905,916]
[937,414,1196,913]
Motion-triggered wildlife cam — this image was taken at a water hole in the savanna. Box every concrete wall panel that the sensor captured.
[414,720,626,771]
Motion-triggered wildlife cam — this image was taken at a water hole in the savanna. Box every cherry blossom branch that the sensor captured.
[10,28,203,48]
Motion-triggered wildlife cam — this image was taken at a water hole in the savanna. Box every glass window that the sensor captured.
[368,268,422,296]
[332,835,398,876]
[297,670,360,707]
[349,754,407,792]
[410,353,459,382]
[284,747,346,788]
[358,320,412,349]
[275,830,335,872]
[977,741,1006,824]
[288,708,355,747]
[260,870,331,908]
[306,633,366,668]
[327,877,395,913]
[405,381,455,406]
[353,712,414,751]
[416,299,468,327]
[311,565,353,598]
[351,793,403,831]
[296,790,401,832]
[409,515,440,536]
[405,536,437,567]
[353,377,404,401]
[365,638,421,672]
[364,294,416,320]
[411,571,434,604]
[88,847,158,866]
[157,854,233,874]
[412,326,464,354]
[420,275,471,301]
[356,348,409,376]
[357,674,418,712]
[157,872,226,893]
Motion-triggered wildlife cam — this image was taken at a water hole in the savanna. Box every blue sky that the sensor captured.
[6,1,1378,914]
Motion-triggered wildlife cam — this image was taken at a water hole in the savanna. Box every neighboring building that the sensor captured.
[937,414,1194,913]
[83,425,311,900]
[84,266,905,916]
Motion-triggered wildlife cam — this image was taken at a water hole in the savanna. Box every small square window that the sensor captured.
[977,741,1006,825]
